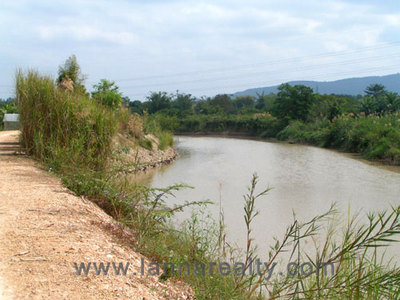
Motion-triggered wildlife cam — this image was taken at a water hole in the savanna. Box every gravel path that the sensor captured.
[0,131,192,300]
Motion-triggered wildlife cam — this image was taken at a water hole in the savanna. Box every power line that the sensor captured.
[2,42,399,98]
[115,53,400,89]
[86,41,400,83]
[123,65,400,98]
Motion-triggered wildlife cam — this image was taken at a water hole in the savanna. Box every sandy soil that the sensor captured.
[0,131,192,299]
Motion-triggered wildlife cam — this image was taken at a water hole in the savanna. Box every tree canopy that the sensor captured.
[271,83,315,122]
[145,92,172,114]
[91,79,122,109]
[364,84,386,98]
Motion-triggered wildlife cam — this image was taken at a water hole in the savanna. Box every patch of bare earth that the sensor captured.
[0,131,193,299]
[112,134,178,172]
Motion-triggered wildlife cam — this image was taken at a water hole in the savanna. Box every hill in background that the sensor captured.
[234,73,400,97]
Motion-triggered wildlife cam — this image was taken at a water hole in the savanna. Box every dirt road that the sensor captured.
[0,131,192,299]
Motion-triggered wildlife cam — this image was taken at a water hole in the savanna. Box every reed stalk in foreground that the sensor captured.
[231,174,400,299]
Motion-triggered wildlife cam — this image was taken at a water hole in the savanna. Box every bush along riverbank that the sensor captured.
[277,112,400,164]
[15,58,400,298]
[133,84,400,165]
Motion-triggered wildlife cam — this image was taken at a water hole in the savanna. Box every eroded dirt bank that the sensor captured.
[0,131,192,299]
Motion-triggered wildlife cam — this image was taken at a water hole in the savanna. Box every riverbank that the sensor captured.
[0,130,193,299]
[113,133,178,172]
[174,131,400,171]
[150,110,400,166]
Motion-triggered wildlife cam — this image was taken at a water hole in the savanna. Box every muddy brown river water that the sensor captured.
[136,136,400,259]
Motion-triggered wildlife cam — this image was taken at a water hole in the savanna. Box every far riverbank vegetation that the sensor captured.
[129,83,400,165]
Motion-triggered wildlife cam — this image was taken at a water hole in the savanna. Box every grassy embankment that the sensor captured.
[16,70,400,299]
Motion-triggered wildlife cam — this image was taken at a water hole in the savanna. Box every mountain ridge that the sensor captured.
[233,73,400,97]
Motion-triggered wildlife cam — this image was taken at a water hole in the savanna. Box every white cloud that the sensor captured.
[36,24,138,45]
[384,14,400,27]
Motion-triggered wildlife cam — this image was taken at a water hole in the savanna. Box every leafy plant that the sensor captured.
[91,79,123,109]
[139,137,153,151]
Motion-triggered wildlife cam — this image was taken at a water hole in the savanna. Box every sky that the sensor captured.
[1,0,400,100]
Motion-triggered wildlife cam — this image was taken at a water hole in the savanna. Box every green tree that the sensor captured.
[255,92,277,111]
[129,100,144,114]
[360,84,400,115]
[360,96,379,115]
[193,99,214,114]
[326,98,345,121]
[312,94,347,121]
[364,84,386,98]
[210,94,232,113]
[360,91,400,115]
[386,92,400,112]
[233,95,255,111]
[57,55,87,94]
[173,92,194,113]
[145,92,172,114]
[271,84,315,122]
[91,79,122,109]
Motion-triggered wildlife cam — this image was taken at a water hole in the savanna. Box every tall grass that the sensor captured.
[143,113,174,150]
[16,70,117,171]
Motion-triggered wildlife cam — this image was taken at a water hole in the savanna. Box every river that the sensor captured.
[136,136,400,259]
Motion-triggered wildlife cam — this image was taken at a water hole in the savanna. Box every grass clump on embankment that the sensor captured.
[143,113,174,150]
[17,70,117,171]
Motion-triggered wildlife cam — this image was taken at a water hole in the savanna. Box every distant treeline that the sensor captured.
[127,83,400,164]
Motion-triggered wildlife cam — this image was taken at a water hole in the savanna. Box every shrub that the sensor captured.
[279,113,400,164]
[139,137,153,151]
[175,113,280,136]
[91,79,122,109]
[158,131,174,150]
[277,119,330,146]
